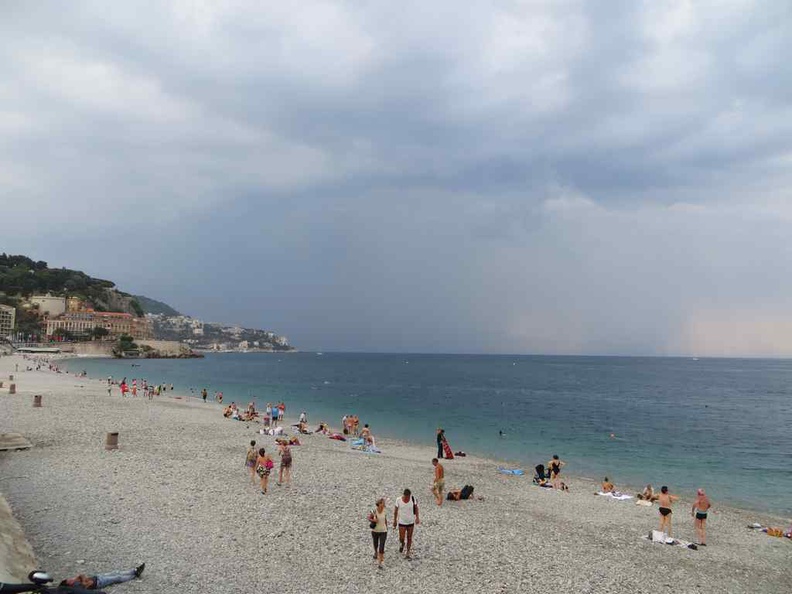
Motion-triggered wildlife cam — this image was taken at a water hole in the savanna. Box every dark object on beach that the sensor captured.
[447,485,475,501]
[33,394,42,407]
[0,569,106,593]
[454,451,466,457]
[105,432,119,451]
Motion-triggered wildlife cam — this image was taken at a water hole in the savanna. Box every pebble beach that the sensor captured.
[0,353,790,593]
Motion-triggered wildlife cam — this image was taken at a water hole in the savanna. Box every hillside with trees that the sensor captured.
[0,254,146,334]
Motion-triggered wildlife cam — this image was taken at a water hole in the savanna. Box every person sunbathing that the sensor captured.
[446,485,481,501]
[601,477,615,493]
[637,484,657,501]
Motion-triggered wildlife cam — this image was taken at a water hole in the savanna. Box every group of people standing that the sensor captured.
[244,438,293,494]
[117,377,171,399]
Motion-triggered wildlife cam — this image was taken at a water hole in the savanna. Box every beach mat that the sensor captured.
[596,492,633,501]
[497,467,524,476]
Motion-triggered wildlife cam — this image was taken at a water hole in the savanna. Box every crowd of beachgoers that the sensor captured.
[1,353,790,593]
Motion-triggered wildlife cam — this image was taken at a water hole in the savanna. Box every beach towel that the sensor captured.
[643,531,698,550]
[635,499,653,507]
[596,492,633,501]
[328,434,347,441]
[497,467,524,476]
[351,444,381,454]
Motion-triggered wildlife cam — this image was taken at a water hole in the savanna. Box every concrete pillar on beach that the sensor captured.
[8,384,16,395]
[105,432,119,451]
[8,374,13,381]
[33,394,42,408]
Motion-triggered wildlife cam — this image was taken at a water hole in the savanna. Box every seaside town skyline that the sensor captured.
[2,2,792,357]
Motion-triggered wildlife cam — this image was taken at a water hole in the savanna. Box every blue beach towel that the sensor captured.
[497,467,524,476]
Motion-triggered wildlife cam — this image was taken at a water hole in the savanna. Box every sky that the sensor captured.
[1,0,792,356]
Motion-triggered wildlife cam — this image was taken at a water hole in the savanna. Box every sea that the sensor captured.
[62,353,792,517]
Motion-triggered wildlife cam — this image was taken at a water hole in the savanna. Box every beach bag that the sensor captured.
[369,511,377,530]
[265,458,274,470]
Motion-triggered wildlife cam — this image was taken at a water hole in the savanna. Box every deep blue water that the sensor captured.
[63,353,792,516]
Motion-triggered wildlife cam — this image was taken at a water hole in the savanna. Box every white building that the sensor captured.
[0,304,16,339]
[30,295,66,318]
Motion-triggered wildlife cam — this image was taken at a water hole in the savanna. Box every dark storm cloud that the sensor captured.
[2,0,792,355]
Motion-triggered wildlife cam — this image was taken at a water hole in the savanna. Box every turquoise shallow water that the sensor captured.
[63,353,792,517]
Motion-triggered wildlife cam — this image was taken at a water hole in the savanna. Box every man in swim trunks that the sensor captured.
[691,488,711,545]
[657,485,679,537]
[432,458,445,506]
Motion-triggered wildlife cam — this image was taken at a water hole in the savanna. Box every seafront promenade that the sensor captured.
[0,354,789,593]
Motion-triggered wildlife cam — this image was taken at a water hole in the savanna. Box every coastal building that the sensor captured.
[30,294,66,318]
[0,304,15,339]
[45,311,153,340]
[66,296,86,313]
[274,335,289,347]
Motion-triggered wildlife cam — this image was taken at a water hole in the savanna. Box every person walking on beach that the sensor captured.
[436,428,445,459]
[547,454,565,490]
[201,388,207,403]
[255,448,274,494]
[368,498,388,569]
[277,442,292,486]
[432,458,445,506]
[393,488,419,559]
[691,488,711,545]
[657,485,679,537]
[245,440,258,485]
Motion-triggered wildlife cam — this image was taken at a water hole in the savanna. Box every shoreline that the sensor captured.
[2,353,790,593]
[55,354,789,519]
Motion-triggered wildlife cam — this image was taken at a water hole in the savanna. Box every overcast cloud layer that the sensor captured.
[2,0,792,356]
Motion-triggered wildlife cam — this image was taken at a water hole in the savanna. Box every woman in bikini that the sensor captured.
[245,440,257,485]
[657,485,679,536]
[255,448,274,494]
[547,454,565,490]
[691,488,711,545]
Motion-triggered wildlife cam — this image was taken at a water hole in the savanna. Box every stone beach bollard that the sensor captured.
[8,374,13,381]
[33,394,42,408]
[9,384,16,395]
[105,432,119,451]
